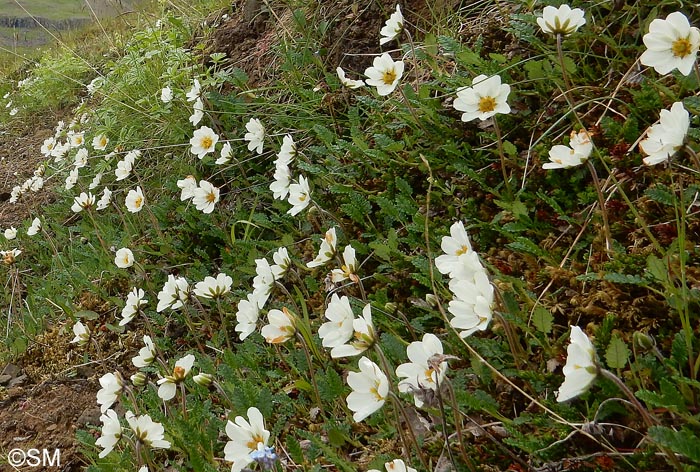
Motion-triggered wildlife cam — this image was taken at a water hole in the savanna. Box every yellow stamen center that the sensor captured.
[455,245,469,256]
[246,434,265,450]
[382,69,397,85]
[134,196,143,207]
[672,37,692,58]
[478,96,497,113]
[206,192,216,203]
[201,136,213,149]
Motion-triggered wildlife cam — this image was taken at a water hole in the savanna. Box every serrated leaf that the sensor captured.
[603,272,645,285]
[648,426,700,463]
[531,306,553,334]
[645,185,675,206]
[646,254,669,283]
[74,310,99,320]
[340,192,371,224]
[636,379,688,413]
[605,335,629,369]
[286,435,305,464]
[506,237,547,259]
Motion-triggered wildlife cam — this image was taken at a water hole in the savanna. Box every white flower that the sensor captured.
[132,335,156,368]
[96,409,121,458]
[65,167,79,190]
[87,77,104,95]
[190,126,219,159]
[556,326,598,402]
[270,247,291,280]
[270,162,291,200]
[276,134,297,165]
[448,267,494,338]
[330,303,376,358]
[639,101,690,165]
[115,156,134,181]
[189,97,204,126]
[364,53,404,96]
[156,274,189,312]
[40,137,56,156]
[177,175,198,201]
[28,176,43,192]
[186,78,201,101]
[336,67,365,89]
[330,245,358,283]
[114,248,135,269]
[224,407,270,472]
[120,288,148,326]
[96,187,112,211]
[244,118,265,154]
[73,148,89,168]
[287,175,312,216]
[27,217,41,236]
[346,356,388,422]
[192,179,220,214]
[52,141,71,161]
[435,221,473,277]
[71,320,90,345]
[69,132,85,148]
[4,226,16,240]
[307,227,337,268]
[125,411,171,449]
[157,354,195,401]
[1,248,21,265]
[454,74,511,122]
[161,86,173,103]
[216,142,232,165]
[89,172,103,189]
[543,129,593,169]
[71,192,96,213]
[318,294,355,349]
[379,4,403,45]
[261,307,297,344]
[97,372,124,413]
[640,12,700,76]
[252,258,275,306]
[125,186,145,213]
[234,292,263,340]
[92,134,109,151]
[369,459,418,472]
[396,333,448,407]
[536,4,586,36]
[194,272,233,299]
[9,107,17,116]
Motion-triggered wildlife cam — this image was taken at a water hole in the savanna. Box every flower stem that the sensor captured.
[492,116,512,197]
[586,160,613,255]
[556,33,572,92]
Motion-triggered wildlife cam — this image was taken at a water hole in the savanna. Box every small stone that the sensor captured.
[0,374,11,385]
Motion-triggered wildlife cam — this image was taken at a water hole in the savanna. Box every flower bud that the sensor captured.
[131,372,147,387]
[633,331,656,352]
[193,373,213,387]
[384,302,397,312]
[425,293,438,308]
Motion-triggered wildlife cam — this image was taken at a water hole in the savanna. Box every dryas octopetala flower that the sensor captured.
[346,356,389,422]
[157,354,195,401]
[92,134,109,151]
[217,142,233,165]
[120,288,148,326]
[125,186,145,213]
[194,272,233,299]
[556,326,598,402]
[330,245,359,283]
[454,74,511,122]
[271,247,291,280]
[640,11,700,76]
[287,175,312,216]
[365,53,404,96]
[192,179,220,214]
[337,67,365,89]
[252,257,275,307]
[234,291,263,341]
[543,129,593,169]
[190,126,219,159]
[71,192,96,213]
[186,78,201,102]
[307,227,337,268]
[261,307,297,344]
[0,249,21,265]
[379,4,403,45]
[96,409,121,458]
[71,320,90,345]
[177,175,198,201]
[270,162,292,200]
[156,274,189,312]
[244,118,265,154]
[277,134,297,165]
[97,372,124,413]
[330,303,376,358]
[4,226,16,240]
[435,221,473,278]
[395,333,448,407]
[190,97,204,126]
[96,188,112,211]
[369,459,418,472]
[537,4,586,36]
[448,263,494,337]
[224,407,270,472]
[125,411,171,450]
[639,101,690,165]
[27,217,41,236]
[318,294,355,350]
[114,248,135,269]
[160,86,173,103]
[132,335,156,368]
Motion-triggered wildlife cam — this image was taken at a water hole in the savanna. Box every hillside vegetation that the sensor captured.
[0,0,699,471]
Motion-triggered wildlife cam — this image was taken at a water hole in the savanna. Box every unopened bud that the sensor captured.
[425,293,438,308]
[193,373,213,387]
[385,302,397,312]
[131,372,147,387]
[633,331,656,351]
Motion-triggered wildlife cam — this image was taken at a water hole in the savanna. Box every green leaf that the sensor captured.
[648,426,700,463]
[74,310,99,320]
[603,272,645,285]
[605,334,629,369]
[286,435,305,464]
[340,192,371,224]
[507,237,548,259]
[646,254,669,283]
[645,185,675,206]
[531,306,553,334]
[636,379,688,414]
